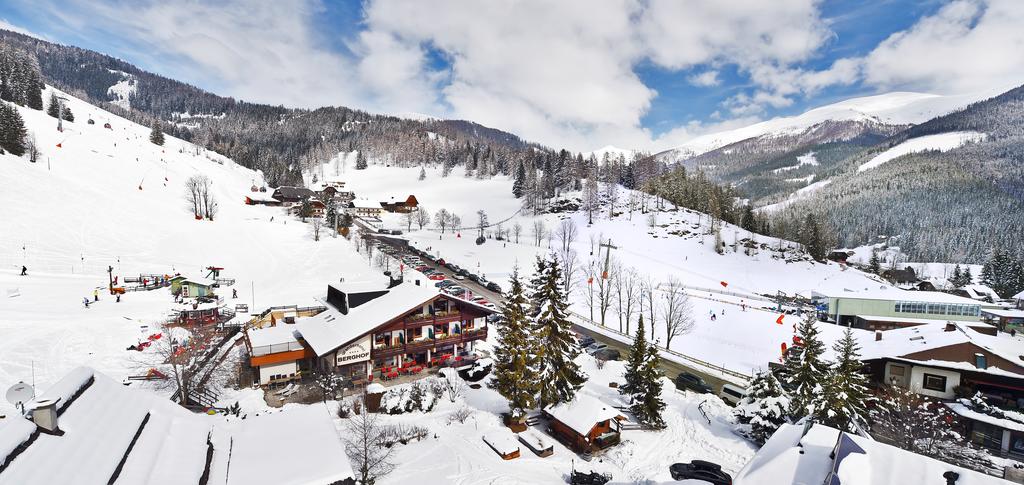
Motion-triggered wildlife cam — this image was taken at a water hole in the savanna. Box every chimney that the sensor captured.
[974,353,987,370]
[31,398,61,433]
[945,323,956,332]
[943,471,959,485]
[875,330,882,341]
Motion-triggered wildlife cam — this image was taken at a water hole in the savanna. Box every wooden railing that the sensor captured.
[371,327,488,359]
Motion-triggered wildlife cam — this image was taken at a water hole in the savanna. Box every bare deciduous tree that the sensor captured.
[531,220,546,246]
[135,323,226,405]
[512,222,523,244]
[416,207,431,230]
[476,210,488,238]
[403,210,415,231]
[344,397,396,485]
[435,208,451,233]
[554,219,578,253]
[183,174,217,220]
[661,278,694,349]
[310,217,323,241]
[641,275,657,335]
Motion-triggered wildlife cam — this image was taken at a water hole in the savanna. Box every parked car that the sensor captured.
[577,335,596,349]
[569,470,612,485]
[428,274,445,281]
[454,274,466,281]
[438,280,457,288]
[448,286,467,296]
[668,460,731,484]
[436,258,446,266]
[675,372,713,394]
[485,282,502,293]
[719,383,747,406]
[593,348,621,361]
[585,343,608,355]
[434,281,447,288]
[468,273,481,283]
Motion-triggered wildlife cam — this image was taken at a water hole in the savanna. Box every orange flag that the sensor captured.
[776,314,785,325]
[56,143,62,148]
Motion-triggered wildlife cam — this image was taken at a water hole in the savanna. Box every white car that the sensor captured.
[585,343,608,355]
[453,274,466,280]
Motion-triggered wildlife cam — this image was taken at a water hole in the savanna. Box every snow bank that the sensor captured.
[858,131,986,172]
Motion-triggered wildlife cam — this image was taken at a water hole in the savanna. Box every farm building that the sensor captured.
[544,394,625,453]
[860,322,1024,402]
[0,367,355,485]
[816,287,998,326]
[733,423,1009,484]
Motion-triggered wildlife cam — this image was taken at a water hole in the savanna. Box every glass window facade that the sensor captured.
[894,301,980,317]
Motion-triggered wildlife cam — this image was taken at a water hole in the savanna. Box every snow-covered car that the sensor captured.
[585,343,608,355]
[593,348,620,361]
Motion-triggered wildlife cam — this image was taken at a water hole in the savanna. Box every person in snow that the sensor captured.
[116,293,121,303]
[711,313,717,321]
[93,289,100,302]
[20,265,27,276]
[82,297,91,308]
[232,288,238,299]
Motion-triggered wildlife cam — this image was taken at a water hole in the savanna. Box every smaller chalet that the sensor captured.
[349,200,384,217]
[244,192,281,206]
[245,325,310,386]
[733,423,1008,485]
[952,284,1002,303]
[946,398,1024,462]
[882,266,918,284]
[271,186,317,204]
[544,394,625,453]
[380,195,418,213]
[861,322,1024,402]
[171,299,223,326]
[173,277,216,298]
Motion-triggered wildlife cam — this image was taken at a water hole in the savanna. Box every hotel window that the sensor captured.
[922,373,947,392]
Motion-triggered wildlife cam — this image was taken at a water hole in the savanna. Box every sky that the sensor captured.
[3,0,1024,153]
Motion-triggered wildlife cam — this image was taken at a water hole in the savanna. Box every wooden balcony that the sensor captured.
[370,327,488,359]
[402,311,465,329]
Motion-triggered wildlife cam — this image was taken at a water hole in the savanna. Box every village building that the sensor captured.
[380,195,418,213]
[981,308,1024,333]
[815,287,1000,327]
[1014,290,1024,310]
[270,186,317,204]
[170,276,217,298]
[349,200,384,218]
[850,314,997,334]
[243,191,281,206]
[246,304,328,330]
[952,284,1003,303]
[0,367,354,485]
[733,422,1012,484]
[859,322,1024,402]
[242,280,494,386]
[826,249,854,264]
[881,266,919,285]
[543,394,625,453]
[171,299,223,326]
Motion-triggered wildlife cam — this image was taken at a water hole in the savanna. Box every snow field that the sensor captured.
[857,131,986,172]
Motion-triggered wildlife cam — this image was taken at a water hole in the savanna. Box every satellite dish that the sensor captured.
[6,382,35,409]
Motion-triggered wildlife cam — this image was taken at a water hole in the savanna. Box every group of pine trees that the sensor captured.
[980,248,1024,298]
[0,43,43,156]
[948,264,974,288]
[490,256,586,422]
[735,313,871,443]
[46,91,73,122]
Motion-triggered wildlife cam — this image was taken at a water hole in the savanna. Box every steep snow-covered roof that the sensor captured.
[0,368,353,485]
[735,423,1006,485]
[981,308,1024,319]
[961,284,1001,301]
[1014,290,1024,300]
[296,282,442,357]
[246,324,301,348]
[544,394,622,436]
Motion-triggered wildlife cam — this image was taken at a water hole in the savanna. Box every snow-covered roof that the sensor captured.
[1014,290,1024,300]
[481,429,520,455]
[947,402,1024,433]
[859,323,1024,375]
[961,284,1001,301]
[182,277,217,287]
[981,308,1024,319]
[0,367,353,485]
[734,423,1006,485]
[245,192,278,202]
[227,405,353,485]
[352,200,383,209]
[544,394,622,436]
[821,286,989,305]
[246,324,301,348]
[296,282,443,357]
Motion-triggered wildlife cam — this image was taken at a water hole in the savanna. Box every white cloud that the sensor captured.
[859,0,1024,93]
[0,18,48,40]
[688,70,721,87]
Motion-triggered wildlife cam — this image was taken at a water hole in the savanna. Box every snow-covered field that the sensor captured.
[0,87,382,405]
[857,131,986,172]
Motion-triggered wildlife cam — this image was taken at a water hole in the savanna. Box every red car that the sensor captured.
[416,265,430,272]
[428,274,445,281]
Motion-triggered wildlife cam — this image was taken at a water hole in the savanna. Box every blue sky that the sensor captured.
[2,0,1022,151]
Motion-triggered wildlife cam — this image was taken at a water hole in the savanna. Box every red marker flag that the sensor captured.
[776,314,785,325]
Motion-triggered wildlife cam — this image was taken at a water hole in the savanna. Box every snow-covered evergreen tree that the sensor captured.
[489,270,539,421]
[628,318,666,429]
[619,314,647,399]
[61,105,74,122]
[149,120,165,146]
[783,312,830,421]
[355,151,368,170]
[418,165,426,181]
[525,255,548,317]
[46,91,60,118]
[0,103,28,156]
[869,251,881,275]
[512,161,526,198]
[734,370,790,444]
[821,327,871,432]
[532,255,585,407]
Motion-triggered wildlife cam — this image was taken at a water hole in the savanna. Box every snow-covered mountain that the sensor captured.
[657,89,1003,162]
[585,145,637,160]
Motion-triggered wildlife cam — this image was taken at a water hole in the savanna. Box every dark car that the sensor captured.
[456,268,470,277]
[485,281,502,293]
[669,460,731,484]
[593,348,621,361]
[438,280,457,288]
[577,335,596,349]
[675,372,713,394]
[468,273,481,283]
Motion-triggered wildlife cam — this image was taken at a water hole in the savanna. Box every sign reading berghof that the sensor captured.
[336,336,371,365]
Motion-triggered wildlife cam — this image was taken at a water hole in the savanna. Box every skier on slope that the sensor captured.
[20,265,27,276]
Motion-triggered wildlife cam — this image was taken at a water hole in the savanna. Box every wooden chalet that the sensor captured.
[283,280,496,382]
[882,266,919,285]
[271,186,317,204]
[380,195,419,213]
[544,395,625,453]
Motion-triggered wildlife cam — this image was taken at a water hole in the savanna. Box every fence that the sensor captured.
[569,311,751,383]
